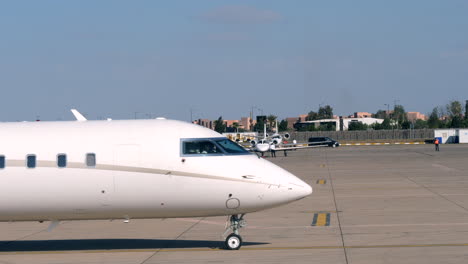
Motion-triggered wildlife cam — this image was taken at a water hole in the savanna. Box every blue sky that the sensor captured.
[1,1,467,121]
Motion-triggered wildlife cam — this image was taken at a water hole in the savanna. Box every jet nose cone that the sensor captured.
[286,178,312,202]
[305,183,313,196]
[296,182,313,199]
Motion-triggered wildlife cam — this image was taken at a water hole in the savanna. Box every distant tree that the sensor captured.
[318,122,336,131]
[278,119,288,132]
[306,111,319,121]
[372,118,392,130]
[401,120,411,129]
[427,108,440,128]
[232,122,240,132]
[447,100,463,117]
[267,115,277,130]
[465,100,468,120]
[295,125,307,131]
[414,119,428,129]
[450,115,464,128]
[307,124,319,131]
[374,110,387,119]
[392,104,407,128]
[318,105,334,119]
[253,118,265,132]
[446,100,464,128]
[214,116,226,133]
[348,121,368,131]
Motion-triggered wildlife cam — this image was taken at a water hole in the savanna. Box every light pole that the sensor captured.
[250,106,256,131]
[257,108,264,116]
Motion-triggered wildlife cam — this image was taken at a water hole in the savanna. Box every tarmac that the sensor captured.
[1,144,468,263]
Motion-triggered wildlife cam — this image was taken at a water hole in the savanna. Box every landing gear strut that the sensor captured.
[223,214,246,250]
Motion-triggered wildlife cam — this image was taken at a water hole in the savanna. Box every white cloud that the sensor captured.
[198,5,282,24]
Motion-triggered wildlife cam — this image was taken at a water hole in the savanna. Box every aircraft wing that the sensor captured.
[275,144,325,151]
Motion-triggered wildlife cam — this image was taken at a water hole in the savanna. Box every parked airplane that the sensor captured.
[249,124,319,156]
[0,110,312,250]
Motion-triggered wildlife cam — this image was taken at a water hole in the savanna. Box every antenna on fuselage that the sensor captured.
[71,109,87,122]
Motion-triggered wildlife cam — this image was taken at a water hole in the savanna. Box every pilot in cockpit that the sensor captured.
[200,142,217,154]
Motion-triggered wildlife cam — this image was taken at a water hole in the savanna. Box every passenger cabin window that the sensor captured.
[183,140,219,155]
[27,155,36,169]
[57,154,67,168]
[0,155,5,169]
[86,153,96,167]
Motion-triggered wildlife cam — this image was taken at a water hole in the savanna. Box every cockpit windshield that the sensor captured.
[181,138,249,156]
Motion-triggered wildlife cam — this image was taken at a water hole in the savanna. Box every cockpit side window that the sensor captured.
[181,138,251,156]
[183,140,219,155]
[214,139,249,154]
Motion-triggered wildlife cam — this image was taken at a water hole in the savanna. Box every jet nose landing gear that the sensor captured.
[225,233,242,250]
[223,214,246,250]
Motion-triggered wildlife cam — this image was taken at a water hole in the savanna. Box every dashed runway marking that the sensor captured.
[311,213,330,226]
[316,179,326,184]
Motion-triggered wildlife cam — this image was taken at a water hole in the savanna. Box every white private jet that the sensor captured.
[0,110,312,250]
[249,124,319,157]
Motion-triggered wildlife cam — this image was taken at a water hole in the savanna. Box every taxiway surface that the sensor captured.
[1,144,468,263]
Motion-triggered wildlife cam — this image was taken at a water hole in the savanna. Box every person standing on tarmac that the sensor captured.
[270,143,276,158]
[434,138,440,151]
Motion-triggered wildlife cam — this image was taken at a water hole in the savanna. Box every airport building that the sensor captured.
[286,114,308,129]
[435,128,468,144]
[195,110,428,132]
[295,117,384,131]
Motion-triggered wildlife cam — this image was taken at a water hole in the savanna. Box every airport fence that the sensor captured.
[290,129,435,142]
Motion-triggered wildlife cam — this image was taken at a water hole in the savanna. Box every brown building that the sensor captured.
[224,120,240,129]
[406,112,427,122]
[286,114,308,129]
[240,117,256,131]
[352,112,373,118]
[193,119,213,129]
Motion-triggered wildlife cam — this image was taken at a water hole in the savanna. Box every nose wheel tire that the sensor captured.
[225,234,242,250]
[223,214,246,250]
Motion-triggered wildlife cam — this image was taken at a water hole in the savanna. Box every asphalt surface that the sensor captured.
[1,144,468,263]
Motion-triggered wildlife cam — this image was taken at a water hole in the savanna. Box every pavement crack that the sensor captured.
[406,177,468,213]
[323,150,349,264]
